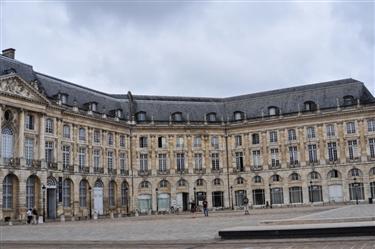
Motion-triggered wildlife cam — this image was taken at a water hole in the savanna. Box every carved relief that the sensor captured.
[0,77,42,102]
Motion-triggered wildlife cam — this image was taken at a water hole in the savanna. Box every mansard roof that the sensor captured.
[1,53,374,123]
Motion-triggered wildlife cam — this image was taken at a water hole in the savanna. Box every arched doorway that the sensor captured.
[26,175,41,210]
[93,179,104,215]
[46,176,57,219]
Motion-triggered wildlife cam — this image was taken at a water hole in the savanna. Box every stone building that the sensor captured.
[0,48,374,221]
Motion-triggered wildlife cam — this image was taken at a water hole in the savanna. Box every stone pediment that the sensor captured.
[0,73,49,104]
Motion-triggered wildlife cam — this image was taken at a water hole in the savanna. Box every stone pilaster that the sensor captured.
[18,109,25,159]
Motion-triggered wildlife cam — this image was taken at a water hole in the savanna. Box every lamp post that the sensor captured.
[310,180,313,203]
[268,184,272,208]
[88,186,92,219]
[230,186,234,210]
[155,188,159,213]
[42,184,46,222]
[353,177,359,205]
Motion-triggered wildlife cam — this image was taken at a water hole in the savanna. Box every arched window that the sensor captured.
[234,111,244,121]
[268,106,279,116]
[79,128,86,141]
[328,169,340,179]
[136,112,147,122]
[370,167,375,176]
[79,180,87,208]
[177,179,187,187]
[26,176,36,209]
[63,179,71,207]
[309,171,321,180]
[343,95,355,106]
[349,168,362,177]
[304,101,317,111]
[140,181,149,189]
[271,174,281,182]
[94,179,103,188]
[159,180,169,188]
[289,173,300,181]
[196,179,204,186]
[236,177,244,185]
[109,181,116,208]
[2,127,14,159]
[207,112,217,122]
[3,175,14,209]
[172,112,183,122]
[213,178,221,185]
[253,175,262,183]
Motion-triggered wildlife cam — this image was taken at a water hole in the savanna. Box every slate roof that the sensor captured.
[1,54,374,122]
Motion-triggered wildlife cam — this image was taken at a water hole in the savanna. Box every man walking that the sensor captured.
[243,197,249,215]
[203,199,208,217]
[26,209,33,224]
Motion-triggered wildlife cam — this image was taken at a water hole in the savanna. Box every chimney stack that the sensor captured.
[2,48,16,59]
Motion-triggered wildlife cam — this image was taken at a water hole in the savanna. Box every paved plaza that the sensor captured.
[0,205,374,248]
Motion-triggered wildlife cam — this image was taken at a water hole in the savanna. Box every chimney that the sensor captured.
[2,48,16,59]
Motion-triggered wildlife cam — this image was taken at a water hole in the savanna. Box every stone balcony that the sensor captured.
[120,169,129,176]
[138,170,151,176]
[108,168,117,175]
[47,162,58,170]
[251,165,263,171]
[157,169,170,175]
[211,168,223,173]
[193,168,206,174]
[3,157,20,168]
[94,167,104,174]
[63,165,75,173]
[79,166,90,174]
[177,169,189,175]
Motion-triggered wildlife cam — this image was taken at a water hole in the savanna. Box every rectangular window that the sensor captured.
[348,140,358,160]
[193,136,202,147]
[63,125,70,138]
[159,154,167,171]
[271,188,284,204]
[328,142,338,161]
[25,114,34,130]
[270,148,279,167]
[107,133,114,146]
[307,127,316,139]
[79,128,86,141]
[120,135,126,147]
[269,131,278,143]
[107,151,113,169]
[346,121,356,134]
[252,150,261,167]
[235,152,244,171]
[289,187,303,204]
[62,145,70,169]
[369,138,375,158]
[252,133,260,145]
[93,149,101,169]
[140,154,148,171]
[45,118,53,134]
[194,153,203,169]
[45,141,54,163]
[288,146,298,165]
[94,130,101,144]
[235,135,242,147]
[288,129,296,141]
[139,136,148,148]
[308,144,318,163]
[24,138,34,166]
[176,136,184,148]
[368,119,375,132]
[176,153,185,171]
[78,147,86,169]
[211,136,219,149]
[211,153,220,170]
[119,152,126,171]
[326,124,335,137]
[158,136,167,148]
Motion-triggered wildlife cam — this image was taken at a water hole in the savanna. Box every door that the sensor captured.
[47,189,56,219]
[182,193,189,211]
[176,193,183,210]
[328,185,343,202]
[93,187,103,215]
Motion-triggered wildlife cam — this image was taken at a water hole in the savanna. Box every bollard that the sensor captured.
[38,216,44,224]
[60,215,65,222]
[110,212,114,219]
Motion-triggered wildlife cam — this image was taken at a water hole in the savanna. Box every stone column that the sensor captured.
[358,119,367,162]
[56,118,62,169]
[18,109,25,159]
[39,114,45,168]
[0,105,3,162]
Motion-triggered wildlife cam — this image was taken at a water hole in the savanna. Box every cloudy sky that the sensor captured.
[1,1,374,97]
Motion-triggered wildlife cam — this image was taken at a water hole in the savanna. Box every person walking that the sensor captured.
[243,197,249,215]
[203,199,208,217]
[26,209,33,224]
[32,208,38,224]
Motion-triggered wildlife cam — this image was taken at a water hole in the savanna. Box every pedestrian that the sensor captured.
[203,199,208,217]
[32,208,38,224]
[26,209,33,224]
[243,197,249,215]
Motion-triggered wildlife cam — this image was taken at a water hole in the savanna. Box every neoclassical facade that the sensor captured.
[0,48,375,221]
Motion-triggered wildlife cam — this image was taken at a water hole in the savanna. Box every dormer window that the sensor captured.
[268,106,279,116]
[172,112,183,122]
[234,111,244,121]
[90,102,97,112]
[304,101,316,111]
[343,95,355,106]
[60,94,68,104]
[116,109,122,118]
[207,112,217,122]
[136,112,146,122]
